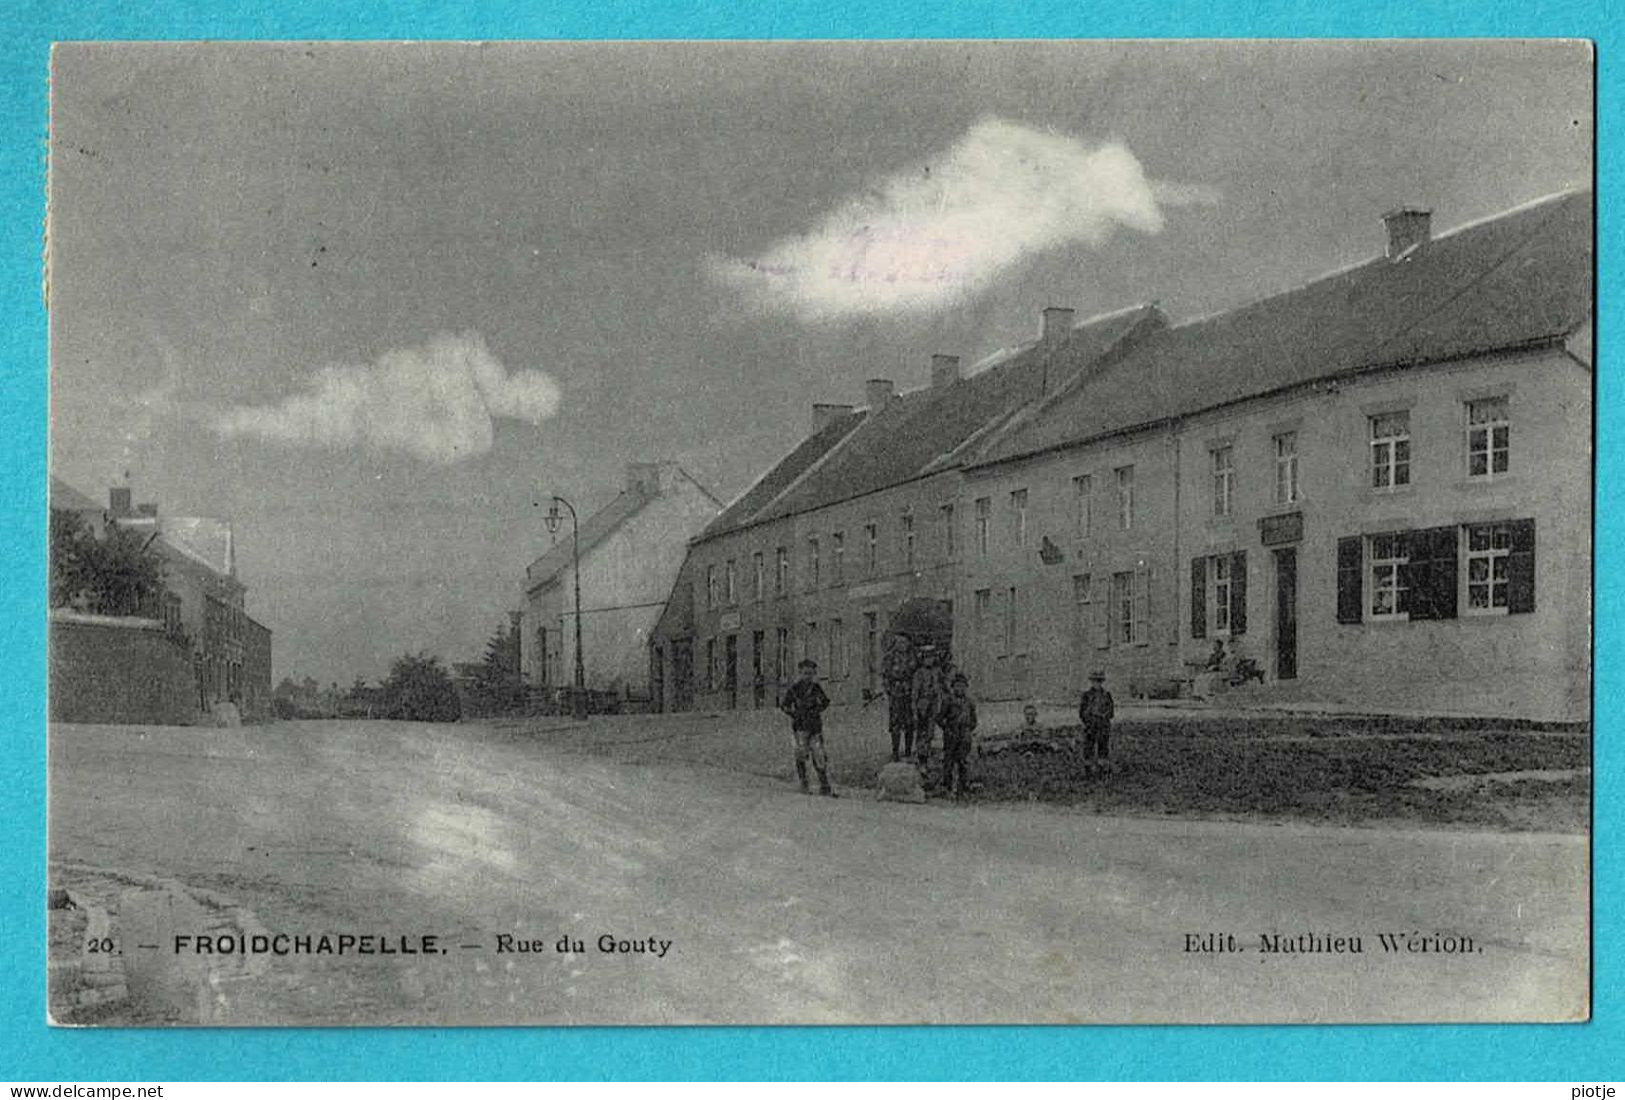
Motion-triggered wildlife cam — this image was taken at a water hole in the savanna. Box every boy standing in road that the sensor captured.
[939,671,979,797]
[1079,670,1115,776]
[780,658,836,797]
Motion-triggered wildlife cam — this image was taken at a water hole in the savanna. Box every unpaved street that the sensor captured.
[49,718,1588,1024]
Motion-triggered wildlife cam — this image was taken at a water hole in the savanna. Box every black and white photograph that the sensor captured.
[45,39,1592,1026]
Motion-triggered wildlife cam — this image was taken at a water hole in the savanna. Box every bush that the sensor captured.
[380,652,462,722]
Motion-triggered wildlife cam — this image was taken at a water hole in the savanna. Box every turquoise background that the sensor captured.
[2,0,1614,1080]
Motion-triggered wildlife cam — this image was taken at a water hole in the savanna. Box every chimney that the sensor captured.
[136,503,158,518]
[109,487,132,517]
[1041,306,1076,347]
[865,378,896,409]
[1383,206,1432,260]
[811,403,855,433]
[930,354,961,389]
[625,461,668,497]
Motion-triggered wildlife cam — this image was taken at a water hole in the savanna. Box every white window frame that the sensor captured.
[706,565,717,610]
[1273,432,1300,505]
[1112,570,1135,646]
[1466,397,1510,481]
[1209,555,1233,636]
[1073,474,1093,540]
[1211,447,1234,517]
[1463,522,1512,615]
[806,537,820,591]
[974,498,991,557]
[725,559,737,606]
[901,512,916,569]
[775,546,788,596]
[1004,585,1020,655]
[752,551,764,602]
[831,532,845,585]
[940,503,956,560]
[1010,489,1028,549]
[1368,532,1410,620]
[1073,573,1092,647]
[974,588,991,648]
[1115,465,1135,530]
[1370,412,1412,491]
[865,521,879,574]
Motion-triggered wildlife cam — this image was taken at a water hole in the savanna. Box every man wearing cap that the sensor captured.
[881,632,918,762]
[1078,670,1116,775]
[910,646,947,778]
[780,657,836,796]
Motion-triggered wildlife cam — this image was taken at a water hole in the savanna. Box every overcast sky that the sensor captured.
[48,40,1591,684]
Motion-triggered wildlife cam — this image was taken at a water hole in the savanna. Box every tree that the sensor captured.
[49,510,164,617]
[468,619,524,714]
[379,652,462,722]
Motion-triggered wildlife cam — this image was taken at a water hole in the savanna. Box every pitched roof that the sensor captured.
[974,189,1593,468]
[115,515,238,579]
[698,407,868,541]
[526,488,656,591]
[49,476,104,514]
[699,303,1164,542]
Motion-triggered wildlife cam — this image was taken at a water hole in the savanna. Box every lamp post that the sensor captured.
[544,496,588,720]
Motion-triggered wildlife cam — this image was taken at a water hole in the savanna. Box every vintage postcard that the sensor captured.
[45,39,1592,1026]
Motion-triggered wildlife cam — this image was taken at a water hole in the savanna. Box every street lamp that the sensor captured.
[543,496,588,720]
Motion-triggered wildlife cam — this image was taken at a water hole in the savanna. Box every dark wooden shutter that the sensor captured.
[1336,537,1363,624]
[1190,557,1207,639]
[1507,518,1536,614]
[1408,526,1459,621]
[1230,551,1247,635]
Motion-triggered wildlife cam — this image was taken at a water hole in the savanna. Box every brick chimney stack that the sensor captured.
[1383,206,1432,260]
[865,378,897,410]
[930,354,961,389]
[811,403,855,433]
[1041,306,1076,346]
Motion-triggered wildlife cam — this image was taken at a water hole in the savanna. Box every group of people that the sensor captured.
[778,639,1120,800]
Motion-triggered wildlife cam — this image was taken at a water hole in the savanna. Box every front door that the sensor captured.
[725,634,739,709]
[752,630,766,708]
[671,639,694,711]
[1274,547,1298,680]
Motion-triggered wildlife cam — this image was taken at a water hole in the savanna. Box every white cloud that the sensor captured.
[710,117,1219,320]
[209,332,561,465]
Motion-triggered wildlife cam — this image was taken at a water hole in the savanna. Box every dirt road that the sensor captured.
[48,718,1588,1024]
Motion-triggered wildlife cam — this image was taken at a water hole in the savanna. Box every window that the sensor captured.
[1369,533,1410,619]
[831,532,845,585]
[865,522,879,574]
[974,588,991,646]
[725,559,737,605]
[1370,412,1411,490]
[706,638,717,692]
[863,612,878,694]
[804,622,819,671]
[1073,573,1092,647]
[940,503,956,560]
[1115,466,1135,530]
[752,551,764,602]
[1211,447,1233,517]
[1004,587,1020,655]
[1465,522,1512,612]
[1273,432,1300,505]
[775,627,790,684]
[706,565,717,610]
[1112,571,1135,644]
[1191,553,1247,639]
[775,546,789,595]
[901,513,915,569]
[1466,397,1510,479]
[1010,490,1028,549]
[807,537,820,590]
[1211,555,1232,633]
[830,618,846,678]
[975,498,991,556]
[1073,474,1093,539]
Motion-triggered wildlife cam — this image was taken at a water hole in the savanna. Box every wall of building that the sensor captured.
[960,429,1183,702]
[242,616,273,721]
[50,612,201,726]
[523,474,720,700]
[655,471,965,712]
[957,345,1590,720]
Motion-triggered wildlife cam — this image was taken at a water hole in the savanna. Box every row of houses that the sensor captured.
[630,190,1591,723]
[49,480,274,723]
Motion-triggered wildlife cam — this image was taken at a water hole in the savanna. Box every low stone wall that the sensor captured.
[50,611,201,726]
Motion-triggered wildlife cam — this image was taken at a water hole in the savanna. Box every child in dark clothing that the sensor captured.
[939,671,979,797]
[1078,670,1115,775]
[779,658,835,796]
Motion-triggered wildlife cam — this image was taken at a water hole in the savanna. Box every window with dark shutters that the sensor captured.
[1507,518,1536,613]
[1406,526,1460,621]
[1190,558,1207,639]
[1336,537,1363,623]
[1229,551,1247,635]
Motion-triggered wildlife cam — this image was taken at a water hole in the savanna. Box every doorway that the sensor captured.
[725,634,739,709]
[752,630,766,708]
[1274,547,1298,680]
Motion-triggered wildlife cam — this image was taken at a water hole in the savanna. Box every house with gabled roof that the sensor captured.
[648,303,1168,712]
[959,189,1591,720]
[521,461,722,707]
